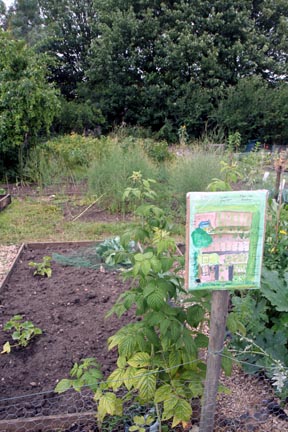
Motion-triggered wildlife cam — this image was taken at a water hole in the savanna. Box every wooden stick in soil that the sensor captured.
[199,290,230,432]
[72,194,104,221]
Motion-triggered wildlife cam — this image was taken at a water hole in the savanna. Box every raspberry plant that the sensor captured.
[56,174,233,430]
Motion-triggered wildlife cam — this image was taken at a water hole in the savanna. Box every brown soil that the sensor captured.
[0,246,287,431]
[0,244,135,431]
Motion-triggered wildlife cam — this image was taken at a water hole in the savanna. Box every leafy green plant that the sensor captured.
[264,200,288,275]
[207,160,242,191]
[29,255,52,277]
[0,187,5,194]
[227,131,241,152]
[1,315,42,354]
[143,139,172,163]
[55,358,103,393]
[129,414,156,432]
[55,174,235,429]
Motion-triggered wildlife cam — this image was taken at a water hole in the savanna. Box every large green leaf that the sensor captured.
[146,288,166,310]
[261,269,288,312]
[186,304,205,328]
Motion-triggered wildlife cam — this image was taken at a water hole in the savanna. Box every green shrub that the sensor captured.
[143,139,172,163]
[88,144,158,212]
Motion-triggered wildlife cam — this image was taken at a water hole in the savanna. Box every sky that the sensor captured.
[3,0,14,8]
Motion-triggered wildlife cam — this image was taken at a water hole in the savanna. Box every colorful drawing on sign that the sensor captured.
[185,190,268,290]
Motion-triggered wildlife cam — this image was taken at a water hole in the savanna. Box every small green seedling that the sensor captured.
[1,315,42,354]
[29,255,52,277]
[0,188,6,194]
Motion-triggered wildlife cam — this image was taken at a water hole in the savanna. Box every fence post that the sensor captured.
[199,290,230,432]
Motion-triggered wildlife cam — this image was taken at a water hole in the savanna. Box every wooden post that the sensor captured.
[199,290,230,432]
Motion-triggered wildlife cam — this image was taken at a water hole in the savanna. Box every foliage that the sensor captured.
[88,143,159,213]
[264,201,288,275]
[0,32,59,179]
[1,315,42,354]
[55,358,103,393]
[24,134,107,186]
[214,77,288,145]
[55,174,232,429]
[142,139,172,163]
[29,255,52,277]
[206,160,242,191]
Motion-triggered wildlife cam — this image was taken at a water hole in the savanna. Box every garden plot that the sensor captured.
[0,243,134,431]
[0,243,287,432]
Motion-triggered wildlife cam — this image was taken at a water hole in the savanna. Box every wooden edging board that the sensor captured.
[0,411,96,432]
[0,241,98,292]
[0,194,11,212]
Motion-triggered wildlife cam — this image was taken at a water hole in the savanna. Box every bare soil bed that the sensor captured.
[0,244,135,431]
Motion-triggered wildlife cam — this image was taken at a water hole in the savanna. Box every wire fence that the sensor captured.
[0,355,287,432]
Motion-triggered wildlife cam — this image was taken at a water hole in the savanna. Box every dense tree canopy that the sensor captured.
[1,0,288,145]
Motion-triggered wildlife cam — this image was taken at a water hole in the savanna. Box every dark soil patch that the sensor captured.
[0,244,135,431]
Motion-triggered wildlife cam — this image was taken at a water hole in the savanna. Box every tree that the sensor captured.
[213,76,288,145]
[6,0,43,46]
[37,0,98,99]
[86,0,288,139]
[0,32,59,178]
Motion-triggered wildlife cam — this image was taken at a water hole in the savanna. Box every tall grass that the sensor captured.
[24,134,110,187]
[88,144,159,212]
[167,148,223,211]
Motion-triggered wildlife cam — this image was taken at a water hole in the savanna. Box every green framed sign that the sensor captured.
[185,190,268,291]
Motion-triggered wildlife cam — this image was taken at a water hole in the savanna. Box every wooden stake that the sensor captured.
[199,290,230,432]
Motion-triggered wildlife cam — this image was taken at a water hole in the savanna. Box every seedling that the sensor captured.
[29,255,52,277]
[1,315,42,354]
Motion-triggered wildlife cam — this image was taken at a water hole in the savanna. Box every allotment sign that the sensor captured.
[185,190,268,290]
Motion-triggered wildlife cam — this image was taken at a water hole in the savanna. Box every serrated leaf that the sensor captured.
[119,335,138,358]
[186,305,205,328]
[124,366,137,390]
[154,384,172,403]
[194,333,209,348]
[169,350,181,375]
[172,399,192,426]
[117,356,127,368]
[127,352,151,368]
[136,371,157,402]
[146,289,165,311]
[55,379,72,393]
[97,392,118,423]
[107,368,126,391]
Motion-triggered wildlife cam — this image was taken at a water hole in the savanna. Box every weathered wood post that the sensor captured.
[199,290,230,432]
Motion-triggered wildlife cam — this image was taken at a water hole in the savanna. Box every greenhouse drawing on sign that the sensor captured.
[185,190,268,290]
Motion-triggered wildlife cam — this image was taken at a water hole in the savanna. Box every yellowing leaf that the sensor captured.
[1,341,11,354]
[127,352,151,368]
